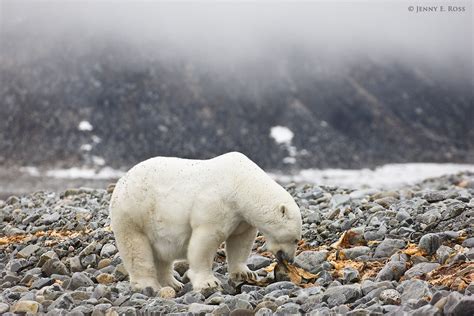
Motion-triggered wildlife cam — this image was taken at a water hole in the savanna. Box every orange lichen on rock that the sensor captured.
[0,229,88,247]
[402,243,426,256]
[331,230,366,249]
[425,262,474,291]
[330,259,385,280]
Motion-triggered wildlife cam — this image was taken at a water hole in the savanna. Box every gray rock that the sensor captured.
[0,303,10,314]
[436,245,455,264]
[294,250,328,273]
[113,263,129,281]
[31,277,55,289]
[66,272,94,290]
[418,209,441,225]
[404,262,440,278]
[343,267,359,284]
[246,255,272,270]
[224,296,253,310]
[42,212,60,224]
[275,302,301,314]
[379,289,401,305]
[374,238,406,258]
[424,191,448,203]
[17,244,40,258]
[68,256,83,272]
[400,280,431,303]
[411,304,442,316]
[323,284,361,307]
[7,258,29,272]
[374,196,398,208]
[81,254,97,268]
[339,246,370,259]
[255,307,273,316]
[37,251,58,267]
[331,194,351,208]
[41,258,69,276]
[443,291,463,315]
[48,293,74,311]
[462,237,474,248]
[255,301,278,313]
[79,242,97,258]
[264,281,298,294]
[419,233,442,255]
[396,210,411,222]
[446,200,466,218]
[100,244,117,257]
[183,291,205,304]
[450,295,474,316]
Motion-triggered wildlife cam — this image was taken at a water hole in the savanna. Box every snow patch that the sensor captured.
[270,126,294,144]
[80,144,92,151]
[271,163,474,189]
[19,166,40,177]
[91,156,106,166]
[78,121,93,131]
[45,167,124,180]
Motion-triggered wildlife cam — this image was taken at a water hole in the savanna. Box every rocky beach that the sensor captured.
[1,172,473,315]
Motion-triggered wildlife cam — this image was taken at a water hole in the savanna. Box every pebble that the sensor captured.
[96,273,115,284]
[293,250,328,273]
[419,233,442,255]
[100,244,117,257]
[379,289,401,305]
[247,255,272,270]
[41,258,69,276]
[404,262,440,278]
[374,238,406,258]
[0,177,472,315]
[16,244,40,258]
[339,246,370,259]
[11,300,40,314]
[400,280,431,303]
[159,287,176,299]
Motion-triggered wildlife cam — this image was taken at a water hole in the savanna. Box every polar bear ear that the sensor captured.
[279,204,288,218]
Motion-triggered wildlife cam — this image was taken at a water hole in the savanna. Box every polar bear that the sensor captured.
[109,152,302,291]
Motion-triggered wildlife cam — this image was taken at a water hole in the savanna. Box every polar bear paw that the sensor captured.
[162,277,184,292]
[230,267,258,282]
[192,275,222,291]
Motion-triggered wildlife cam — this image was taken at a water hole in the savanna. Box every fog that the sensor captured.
[1,0,472,81]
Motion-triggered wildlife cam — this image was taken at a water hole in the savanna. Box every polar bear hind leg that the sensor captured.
[114,226,161,291]
[226,224,258,282]
[187,226,223,291]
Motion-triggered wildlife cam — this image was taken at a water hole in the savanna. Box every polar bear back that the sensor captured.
[109,152,267,231]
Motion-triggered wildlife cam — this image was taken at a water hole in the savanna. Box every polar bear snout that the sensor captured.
[276,250,294,264]
[267,240,297,264]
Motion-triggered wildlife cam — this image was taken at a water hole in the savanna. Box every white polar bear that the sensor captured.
[109,152,302,291]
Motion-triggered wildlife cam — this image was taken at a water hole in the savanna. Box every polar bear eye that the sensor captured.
[294,239,299,244]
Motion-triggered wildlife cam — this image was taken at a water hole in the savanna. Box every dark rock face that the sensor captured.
[0,4,473,170]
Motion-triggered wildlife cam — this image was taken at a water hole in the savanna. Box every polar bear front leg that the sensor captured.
[156,260,183,291]
[187,227,222,291]
[226,225,258,282]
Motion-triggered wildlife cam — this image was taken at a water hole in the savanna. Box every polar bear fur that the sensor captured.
[109,152,302,291]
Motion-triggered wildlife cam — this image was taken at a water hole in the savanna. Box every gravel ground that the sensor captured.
[1,172,473,315]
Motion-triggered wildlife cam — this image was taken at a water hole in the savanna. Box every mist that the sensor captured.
[1,0,472,81]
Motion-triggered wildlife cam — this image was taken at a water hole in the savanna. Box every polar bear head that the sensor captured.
[260,199,302,263]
